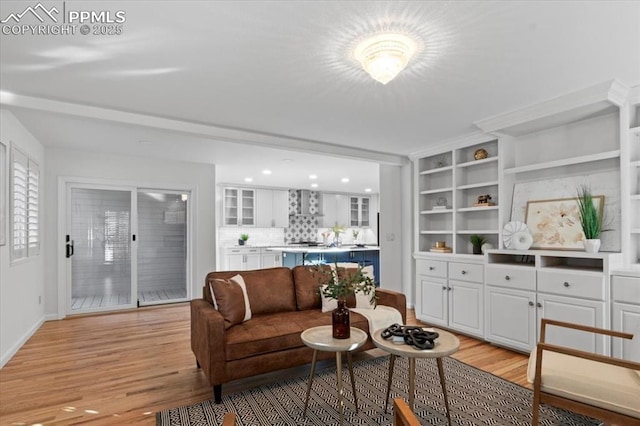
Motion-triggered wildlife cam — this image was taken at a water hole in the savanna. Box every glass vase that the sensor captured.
[332,299,350,339]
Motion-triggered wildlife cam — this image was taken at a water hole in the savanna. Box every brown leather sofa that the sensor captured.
[191,266,406,403]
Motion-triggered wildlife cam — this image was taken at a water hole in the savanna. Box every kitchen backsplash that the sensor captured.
[218,227,285,247]
[285,189,320,243]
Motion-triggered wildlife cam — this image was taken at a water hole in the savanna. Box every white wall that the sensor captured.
[0,110,45,367]
[44,148,216,318]
[379,164,413,306]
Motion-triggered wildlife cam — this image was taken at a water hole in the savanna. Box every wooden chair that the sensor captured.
[222,412,236,426]
[530,319,640,425]
[393,398,421,426]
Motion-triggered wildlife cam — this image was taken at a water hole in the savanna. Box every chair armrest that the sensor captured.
[376,288,407,324]
[190,299,227,384]
[541,318,634,340]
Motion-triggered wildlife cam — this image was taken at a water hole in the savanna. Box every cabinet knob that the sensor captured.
[537,302,542,308]
[461,270,467,275]
[442,286,447,291]
[448,287,452,291]
[563,282,570,287]
[528,301,534,306]
[429,266,435,271]
[505,275,511,281]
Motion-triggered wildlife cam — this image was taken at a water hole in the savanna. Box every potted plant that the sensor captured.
[576,185,602,253]
[470,234,486,255]
[315,264,376,339]
[330,224,345,247]
[238,233,249,246]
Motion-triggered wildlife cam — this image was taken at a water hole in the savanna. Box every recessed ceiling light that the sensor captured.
[311,183,319,188]
[309,174,318,180]
[341,178,350,183]
[262,169,272,175]
[364,188,372,193]
[244,177,253,182]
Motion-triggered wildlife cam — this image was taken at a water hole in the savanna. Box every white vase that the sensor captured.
[584,239,601,253]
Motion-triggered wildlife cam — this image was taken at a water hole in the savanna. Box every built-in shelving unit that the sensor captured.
[625,89,640,266]
[412,136,499,255]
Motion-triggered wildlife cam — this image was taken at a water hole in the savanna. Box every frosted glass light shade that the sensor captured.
[354,33,417,84]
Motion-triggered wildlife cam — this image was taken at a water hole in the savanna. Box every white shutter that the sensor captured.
[27,159,40,255]
[11,148,28,261]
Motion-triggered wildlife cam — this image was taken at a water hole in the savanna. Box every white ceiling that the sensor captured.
[1,1,639,192]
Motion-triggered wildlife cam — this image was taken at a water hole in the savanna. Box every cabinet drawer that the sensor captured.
[486,265,536,291]
[538,270,604,301]
[449,262,483,283]
[612,276,640,304]
[416,259,447,279]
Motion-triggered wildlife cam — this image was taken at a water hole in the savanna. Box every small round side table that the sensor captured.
[301,325,368,426]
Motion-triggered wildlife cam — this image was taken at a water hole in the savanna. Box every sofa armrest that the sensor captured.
[190,299,227,385]
[376,288,407,324]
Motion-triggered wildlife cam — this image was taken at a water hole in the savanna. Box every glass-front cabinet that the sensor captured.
[223,187,255,226]
[349,196,370,227]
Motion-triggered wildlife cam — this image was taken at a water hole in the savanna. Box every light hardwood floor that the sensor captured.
[0,304,529,425]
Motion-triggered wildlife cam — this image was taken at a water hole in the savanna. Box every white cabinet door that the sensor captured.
[416,275,448,327]
[485,285,536,352]
[261,252,283,268]
[612,302,640,361]
[322,194,350,228]
[448,279,483,338]
[245,252,261,270]
[226,251,244,270]
[256,189,273,227]
[239,189,255,226]
[537,293,606,354]
[271,190,289,228]
[223,188,239,226]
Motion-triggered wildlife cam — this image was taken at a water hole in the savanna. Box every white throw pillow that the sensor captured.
[355,289,375,309]
[320,285,338,313]
[230,274,252,322]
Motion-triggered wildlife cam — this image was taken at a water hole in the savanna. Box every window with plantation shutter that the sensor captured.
[10,147,39,261]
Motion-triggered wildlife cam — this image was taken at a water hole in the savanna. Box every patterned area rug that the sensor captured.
[157,356,600,425]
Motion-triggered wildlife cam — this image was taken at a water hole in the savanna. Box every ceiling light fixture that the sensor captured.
[244,177,253,182]
[311,183,319,188]
[309,174,318,180]
[364,188,372,193]
[354,33,417,85]
[262,169,272,175]
[341,178,350,183]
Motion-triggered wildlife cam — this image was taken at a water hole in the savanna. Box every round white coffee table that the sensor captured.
[301,325,368,426]
[372,327,460,425]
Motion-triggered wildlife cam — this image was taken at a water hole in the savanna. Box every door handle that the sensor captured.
[66,240,74,258]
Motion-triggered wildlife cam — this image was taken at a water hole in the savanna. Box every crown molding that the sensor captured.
[0,92,409,166]
[473,79,629,137]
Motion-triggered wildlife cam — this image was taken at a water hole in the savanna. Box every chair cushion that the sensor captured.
[225,309,369,361]
[527,348,640,418]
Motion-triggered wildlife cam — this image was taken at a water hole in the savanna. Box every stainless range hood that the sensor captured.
[293,189,323,216]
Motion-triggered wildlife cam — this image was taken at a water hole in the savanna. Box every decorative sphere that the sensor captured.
[474,149,488,160]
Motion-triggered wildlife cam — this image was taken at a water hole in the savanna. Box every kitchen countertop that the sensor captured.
[266,246,379,253]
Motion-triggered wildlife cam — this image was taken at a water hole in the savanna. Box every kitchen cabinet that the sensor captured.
[223,187,255,226]
[415,259,484,338]
[256,189,288,228]
[261,251,283,268]
[322,193,349,228]
[224,247,261,270]
[612,275,640,361]
[349,196,370,227]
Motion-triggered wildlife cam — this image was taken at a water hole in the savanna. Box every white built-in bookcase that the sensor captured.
[413,80,638,268]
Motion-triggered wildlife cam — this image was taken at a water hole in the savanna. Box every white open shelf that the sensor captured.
[419,166,453,175]
[420,230,453,235]
[457,181,499,190]
[504,150,620,175]
[457,156,499,169]
[631,195,640,201]
[420,187,453,195]
[630,126,640,135]
[630,160,640,168]
[420,209,453,215]
[456,229,500,234]
[457,206,499,212]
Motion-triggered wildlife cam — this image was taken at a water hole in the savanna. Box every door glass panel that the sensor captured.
[70,188,132,311]
[137,191,188,304]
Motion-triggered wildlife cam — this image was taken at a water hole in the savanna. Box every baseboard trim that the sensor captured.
[0,315,45,368]
[44,314,58,321]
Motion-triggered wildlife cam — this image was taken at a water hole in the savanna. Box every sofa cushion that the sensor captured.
[210,278,250,329]
[206,267,297,315]
[225,309,370,361]
[293,265,330,311]
[527,348,640,418]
